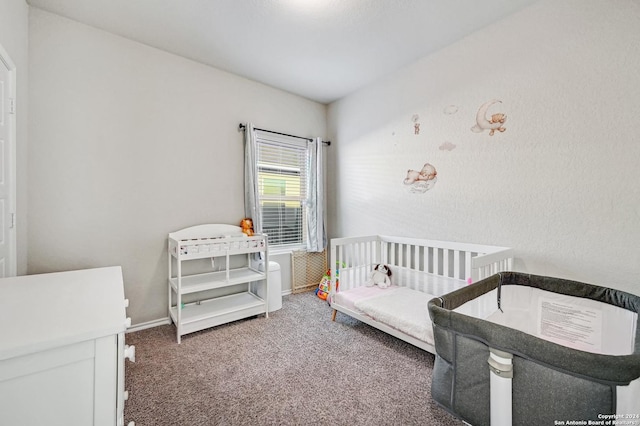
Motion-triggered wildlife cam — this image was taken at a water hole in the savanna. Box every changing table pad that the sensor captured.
[354,287,437,343]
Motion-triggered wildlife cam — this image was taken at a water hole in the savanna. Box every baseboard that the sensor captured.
[127,317,171,333]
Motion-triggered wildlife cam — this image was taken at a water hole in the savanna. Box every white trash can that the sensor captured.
[253,261,282,312]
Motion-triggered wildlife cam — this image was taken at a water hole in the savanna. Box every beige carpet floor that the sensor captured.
[124,291,463,426]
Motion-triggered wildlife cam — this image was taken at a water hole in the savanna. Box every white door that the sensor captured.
[0,44,16,277]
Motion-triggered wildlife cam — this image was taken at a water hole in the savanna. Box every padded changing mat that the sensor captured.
[354,287,437,343]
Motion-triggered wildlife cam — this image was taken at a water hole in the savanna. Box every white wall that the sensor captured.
[0,0,28,275]
[28,8,326,325]
[327,0,640,295]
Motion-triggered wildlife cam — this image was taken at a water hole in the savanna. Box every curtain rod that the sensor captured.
[238,123,331,146]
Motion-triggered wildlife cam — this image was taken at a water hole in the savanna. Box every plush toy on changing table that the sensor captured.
[366,264,392,289]
[240,218,254,236]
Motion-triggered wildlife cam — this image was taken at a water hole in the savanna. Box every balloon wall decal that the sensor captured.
[412,114,420,135]
[443,105,459,115]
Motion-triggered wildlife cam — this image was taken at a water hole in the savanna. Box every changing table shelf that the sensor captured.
[169,292,266,336]
[168,267,265,294]
[168,224,269,343]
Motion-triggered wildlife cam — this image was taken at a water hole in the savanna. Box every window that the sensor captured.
[255,133,310,249]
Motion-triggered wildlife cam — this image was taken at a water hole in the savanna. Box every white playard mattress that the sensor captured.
[454,285,637,355]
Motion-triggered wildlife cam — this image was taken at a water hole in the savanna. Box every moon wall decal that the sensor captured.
[471,99,507,135]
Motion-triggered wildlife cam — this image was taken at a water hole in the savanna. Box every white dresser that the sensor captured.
[0,266,135,426]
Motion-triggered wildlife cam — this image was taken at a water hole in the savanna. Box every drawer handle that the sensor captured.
[124,345,136,362]
[124,299,130,308]
[124,390,129,401]
[125,317,132,328]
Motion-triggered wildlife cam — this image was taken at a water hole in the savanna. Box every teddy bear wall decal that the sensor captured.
[471,99,507,136]
[403,162,437,194]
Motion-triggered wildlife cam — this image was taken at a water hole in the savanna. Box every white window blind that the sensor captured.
[255,134,309,248]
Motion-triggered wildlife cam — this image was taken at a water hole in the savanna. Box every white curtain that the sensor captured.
[306,137,326,252]
[243,123,262,234]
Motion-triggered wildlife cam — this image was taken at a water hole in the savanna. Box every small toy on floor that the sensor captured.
[366,264,392,289]
[316,270,332,301]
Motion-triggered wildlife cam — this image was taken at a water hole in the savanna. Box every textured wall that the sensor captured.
[327,0,640,294]
[28,8,326,325]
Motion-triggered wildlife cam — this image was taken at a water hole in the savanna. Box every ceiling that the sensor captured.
[27,0,538,104]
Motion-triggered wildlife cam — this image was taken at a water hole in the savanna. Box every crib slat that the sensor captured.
[349,244,356,287]
[465,252,472,282]
[433,247,439,275]
[402,244,407,268]
[338,245,345,289]
[423,247,429,274]
[409,244,415,269]
[443,249,450,278]
[405,243,410,268]
[355,242,362,285]
[454,250,461,279]
[359,242,365,284]
[390,243,396,267]
[344,245,351,288]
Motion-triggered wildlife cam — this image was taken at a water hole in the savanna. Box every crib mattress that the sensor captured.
[355,287,437,343]
[333,268,468,345]
[332,285,398,311]
[333,286,437,343]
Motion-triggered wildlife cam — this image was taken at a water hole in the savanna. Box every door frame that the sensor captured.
[0,42,17,277]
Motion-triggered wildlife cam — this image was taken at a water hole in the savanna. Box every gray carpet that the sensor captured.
[124,291,463,425]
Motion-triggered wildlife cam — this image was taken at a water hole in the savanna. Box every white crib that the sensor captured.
[329,235,514,353]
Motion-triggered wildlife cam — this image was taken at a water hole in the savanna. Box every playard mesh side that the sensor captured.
[428,272,640,426]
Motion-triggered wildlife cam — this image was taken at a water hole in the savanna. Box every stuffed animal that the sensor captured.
[240,218,254,236]
[366,264,392,289]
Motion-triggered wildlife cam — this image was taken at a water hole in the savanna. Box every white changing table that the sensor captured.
[0,267,135,426]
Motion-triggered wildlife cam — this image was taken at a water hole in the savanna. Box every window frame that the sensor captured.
[253,131,311,251]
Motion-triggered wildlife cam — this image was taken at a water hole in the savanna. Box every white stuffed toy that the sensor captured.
[365,264,392,289]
